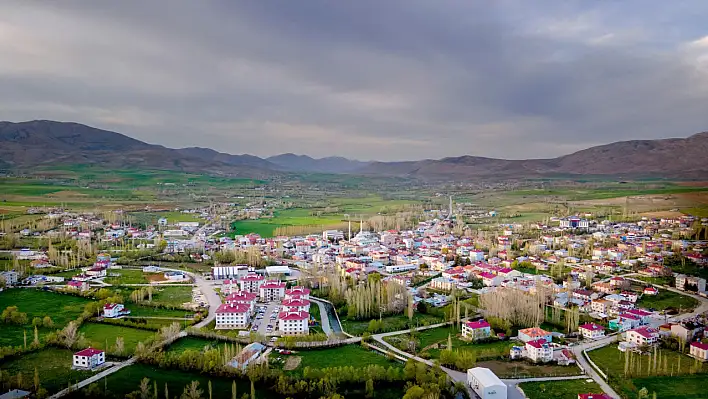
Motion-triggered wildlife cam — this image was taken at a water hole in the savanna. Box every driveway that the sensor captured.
[256,303,280,336]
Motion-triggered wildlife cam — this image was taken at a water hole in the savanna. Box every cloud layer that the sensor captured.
[1,0,707,160]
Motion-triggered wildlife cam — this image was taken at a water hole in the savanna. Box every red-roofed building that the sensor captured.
[285,286,310,299]
[478,272,501,287]
[238,273,265,294]
[643,287,659,296]
[215,303,251,329]
[278,310,309,335]
[281,298,311,312]
[73,348,105,369]
[103,303,129,318]
[626,326,660,346]
[518,327,552,344]
[525,339,553,363]
[579,323,606,339]
[259,280,286,302]
[225,291,258,312]
[67,280,88,292]
[462,319,491,341]
[689,341,708,362]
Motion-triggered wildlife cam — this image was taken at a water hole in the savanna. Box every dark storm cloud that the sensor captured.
[1,0,707,160]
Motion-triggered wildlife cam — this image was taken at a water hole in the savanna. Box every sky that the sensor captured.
[1,1,707,161]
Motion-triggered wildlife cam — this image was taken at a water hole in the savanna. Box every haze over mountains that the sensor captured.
[1,120,707,180]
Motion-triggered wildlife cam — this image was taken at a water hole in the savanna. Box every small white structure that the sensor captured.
[103,303,129,318]
[260,280,286,302]
[384,264,418,273]
[278,310,309,335]
[215,303,251,329]
[0,271,19,286]
[212,265,249,280]
[467,367,507,399]
[164,271,189,281]
[265,265,291,276]
[73,348,105,370]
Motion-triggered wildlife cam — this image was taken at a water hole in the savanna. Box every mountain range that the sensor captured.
[1,120,707,180]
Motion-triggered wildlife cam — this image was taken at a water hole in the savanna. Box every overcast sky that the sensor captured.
[1,1,707,161]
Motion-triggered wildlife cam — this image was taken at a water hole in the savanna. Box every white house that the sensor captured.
[239,273,265,294]
[278,310,309,335]
[73,348,105,370]
[626,326,660,346]
[689,341,708,362]
[215,303,251,329]
[579,323,606,339]
[0,271,19,286]
[525,339,553,363]
[518,327,552,344]
[259,280,286,302]
[478,272,501,287]
[462,319,492,341]
[284,286,310,299]
[467,367,507,399]
[385,264,418,273]
[103,303,129,318]
[225,291,258,312]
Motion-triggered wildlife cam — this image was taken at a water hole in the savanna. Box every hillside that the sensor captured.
[1,120,706,180]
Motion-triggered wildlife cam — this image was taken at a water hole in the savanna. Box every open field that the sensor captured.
[128,211,205,225]
[149,286,195,307]
[624,374,708,399]
[79,322,156,354]
[479,359,582,378]
[165,337,223,353]
[0,348,94,394]
[340,312,445,336]
[412,326,513,360]
[636,289,699,311]
[588,345,708,377]
[295,344,402,371]
[0,289,91,347]
[68,363,277,399]
[231,208,345,237]
[104,269,149,284]
[519,379,603,399]
[126,305,194,318]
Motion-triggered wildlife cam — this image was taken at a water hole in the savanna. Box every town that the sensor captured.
[1,201,707,399]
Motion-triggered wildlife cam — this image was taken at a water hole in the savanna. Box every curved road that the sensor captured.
[160,267,221,328]
[309,297,333,336]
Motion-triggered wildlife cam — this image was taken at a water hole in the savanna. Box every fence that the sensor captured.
[583,348,608,380]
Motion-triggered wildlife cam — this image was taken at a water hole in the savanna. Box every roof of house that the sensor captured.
[216,303,250,314]
[465,319,490,329]
[629,326,658,338]
[226,291,257,301]
[103,303,121,310]
[519,327,551,338]
[278,310,309,320]
[240,274,264,282]
[580,323,605,331]
[261,280,286,289]
[479,272,496,279]
[526,339,548,349]
[74,347,104,357]
[285,286,310,295]
[281,298,311,307]
[690,341,708,350]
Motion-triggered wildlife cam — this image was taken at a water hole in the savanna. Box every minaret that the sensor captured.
[360,217,363,234]
[348,220,352,240]
[449,195,453,219]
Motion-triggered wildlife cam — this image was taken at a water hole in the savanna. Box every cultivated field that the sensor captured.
[519,379,603,399]
[79,322,156,354]
[0,348,94,395]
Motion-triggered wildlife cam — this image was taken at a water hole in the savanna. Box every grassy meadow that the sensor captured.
[78,322,156,354]
[0,348,94,394]
[519,379,603,399]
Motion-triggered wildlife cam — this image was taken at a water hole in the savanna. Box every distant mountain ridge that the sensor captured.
[1,120,706,180]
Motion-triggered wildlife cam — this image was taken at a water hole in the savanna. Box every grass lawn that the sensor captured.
[126,305,194,318]
[104,269,149,284]
[479,359,582,379]
[165,337,225,353]
[340,313,445,336]
[296,344,402,371]
[0,348,93,394]
[79,322,156,354]
[0,289,92,347]
[625,374,708,399]
[588,345,708,380]
[636,290,699,312]
[69,363,278,399]
[519,379,603,399]
[150,286,194,307]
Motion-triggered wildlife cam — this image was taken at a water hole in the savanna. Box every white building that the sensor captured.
[260,280,286,302]
[625,326,660,346]
[525,339,553,363]
[239,273,265,294]
[430,277,456,292]
[676,274,706,292]
[689,341,708,362]
[0,271,19,286]
[579,323,606,339]
[322,230,344,241]
[103,303,128,318]
[281,298,311,313]
[265,266,291,276]
[462,319,492,341]
[212,265,249,280]
[384,264,418,273]
[225,291,258,312]
[278,310,309,335]
[517,327,552,344]
[284,286,310,299]
[215,303,251,329]
[72,348,105,370]
[467,367,507,399]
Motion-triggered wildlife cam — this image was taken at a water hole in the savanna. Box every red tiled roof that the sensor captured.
[261,281,286,289]
[690,341,708,350]
[465,319,490,329]
[281,298,311,307]
[103,303,120,310]
[226,291,257,301]
[278,310,309,320]
[630,326,658,339]
[526,339,547,349]
[285,286,310,296]
[240,274,264,282]
[216,303,250,314]
[479,272,496,279]
[579,323,605,331]
[75,347,104,357]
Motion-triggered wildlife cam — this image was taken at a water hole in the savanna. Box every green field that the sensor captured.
[104,269,150,285]
[507,185,708,201]
[588,345,708,377]
[340,313,445,336]
[126,305,193,318]
[625,374,708,399]
[69,363,277,399]
[128,211,204,226]
[166,337,224,353]
[150,286,194,307]
[0,289,91,347]
[636,289,699,311]
[0,348,93,394]
[231,208,344,237]
[295,344,402,371]
[411,326,513,361]
[79,322,156,354]
[519,379,603,399]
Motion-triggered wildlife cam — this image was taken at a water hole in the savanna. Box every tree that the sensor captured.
[165,383,169,399]
[115,337,125,356]
[181,381,203,399]
[139,378,151,399]
[32,317,43,327]
[250,380,256,399]
[402,385,425,399]
[232,380,237,399]
[208,380,213,399]
[34,367,39,392]
[42,316,53,328]
[33,326,39,347]
[365,379,374,398]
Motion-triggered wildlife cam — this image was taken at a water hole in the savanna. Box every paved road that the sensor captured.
[309,297,333,336]
[570,335,622,399]
[49,358,137,398]
[161,267,220,329]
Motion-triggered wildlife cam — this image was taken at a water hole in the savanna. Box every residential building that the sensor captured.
[689,341,708,362]
[462,319,492,341]
[215,303,251,329]
[430,277,456,291]
[278,310,309,335]
[103,303,129,318]
[281,298,311,313]
[0,271,18,286]
[72,348,105,370]
[239,273,265,294]
[284,286,310,299]
[671,321,705,342]
[385,264,418,273]
[626,326,660,346]
[643,287,659,296]
[676,274,706,292]
[579,323,606,339]
[591,299,610,314]
[518,327,552,344]
[259,280,286,302]
[525,339,553,363]
[224,291,257,312]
